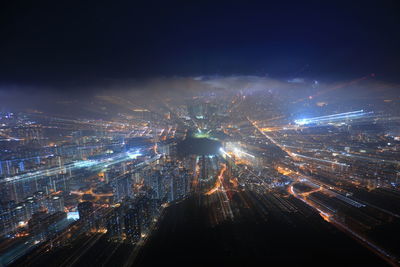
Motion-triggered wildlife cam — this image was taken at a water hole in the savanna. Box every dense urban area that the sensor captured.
[0,76,399,266]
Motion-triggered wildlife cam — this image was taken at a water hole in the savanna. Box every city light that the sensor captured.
[1,2,399,265]
[294,110,373,125]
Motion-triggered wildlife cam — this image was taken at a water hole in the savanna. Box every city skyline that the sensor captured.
[1,1,400,267]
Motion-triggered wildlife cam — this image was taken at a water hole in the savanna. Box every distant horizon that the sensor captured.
[1,1,400,266]
[1,1,400,89]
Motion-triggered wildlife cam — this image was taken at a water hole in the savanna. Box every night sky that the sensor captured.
[1,0,400,88]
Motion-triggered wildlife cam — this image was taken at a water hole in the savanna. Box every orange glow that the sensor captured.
[205,164,227,195]
[276,166,293,176]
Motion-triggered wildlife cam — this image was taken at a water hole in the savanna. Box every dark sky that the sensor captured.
[1,0,400,88]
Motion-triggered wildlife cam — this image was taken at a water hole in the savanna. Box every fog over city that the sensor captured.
[1,1,400,267]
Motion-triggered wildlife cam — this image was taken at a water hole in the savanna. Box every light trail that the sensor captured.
[247,118,291,154]
[249,118,351,168]
[0,154,54,164]
[287,178,399,266]
[249,113,399,265]
[340,152,400,165]
[291,153,349,167]
[0,150,151,185]
[223,144,255,160]
[294,110,373,126]
[205,164,226,195]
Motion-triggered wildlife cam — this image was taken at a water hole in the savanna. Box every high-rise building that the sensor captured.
[124,208,141,242]
[77,201,94,220]
[149,172,163,200]
[46,196,64,213]
[106,211,122,238]
[113,176,133,202]
[24,196,40,218]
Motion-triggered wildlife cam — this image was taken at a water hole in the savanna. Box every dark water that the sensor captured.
[177,137,221,156]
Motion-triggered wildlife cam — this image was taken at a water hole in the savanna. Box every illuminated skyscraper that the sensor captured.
[124,208,141,242]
